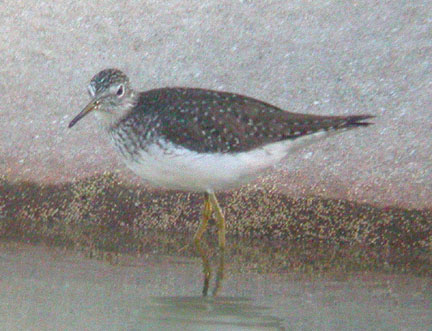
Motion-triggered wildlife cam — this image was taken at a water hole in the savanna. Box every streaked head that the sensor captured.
[68,68,135,128]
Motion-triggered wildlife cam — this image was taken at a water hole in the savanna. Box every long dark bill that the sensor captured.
[68,99,100,128]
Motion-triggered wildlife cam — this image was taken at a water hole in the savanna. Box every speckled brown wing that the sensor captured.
[135,88,374,154]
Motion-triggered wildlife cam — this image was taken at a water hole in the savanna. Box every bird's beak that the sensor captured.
[68,98,101,128]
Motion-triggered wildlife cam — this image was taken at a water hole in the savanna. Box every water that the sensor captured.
[0,243,430,330]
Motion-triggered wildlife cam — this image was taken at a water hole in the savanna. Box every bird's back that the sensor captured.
[119,87,372,154]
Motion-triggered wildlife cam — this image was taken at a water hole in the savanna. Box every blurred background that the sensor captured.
[1,0,431,209]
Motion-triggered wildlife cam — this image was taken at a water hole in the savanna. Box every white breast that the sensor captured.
[116,130,330,193]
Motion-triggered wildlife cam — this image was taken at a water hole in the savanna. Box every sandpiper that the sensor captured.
[69,68,374,295]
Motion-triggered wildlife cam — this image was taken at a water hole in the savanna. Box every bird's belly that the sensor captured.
[118,139,295,192]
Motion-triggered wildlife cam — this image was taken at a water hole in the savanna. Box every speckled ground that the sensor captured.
[1,173,430,276]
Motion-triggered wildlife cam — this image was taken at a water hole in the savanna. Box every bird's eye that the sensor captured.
[116,85,125,97]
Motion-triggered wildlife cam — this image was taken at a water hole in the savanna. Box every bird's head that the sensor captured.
[68,68,136,129]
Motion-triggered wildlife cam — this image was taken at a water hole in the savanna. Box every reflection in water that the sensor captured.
[138,296,285,330]
[196,242,225,297]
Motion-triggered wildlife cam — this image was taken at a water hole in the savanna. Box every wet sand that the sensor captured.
[2,175,430,277]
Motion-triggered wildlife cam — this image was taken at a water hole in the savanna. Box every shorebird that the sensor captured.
[68,68,373,295]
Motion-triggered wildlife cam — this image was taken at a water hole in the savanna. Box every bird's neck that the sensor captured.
[95,91,139,130]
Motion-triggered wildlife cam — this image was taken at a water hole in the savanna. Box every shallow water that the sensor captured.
[0,243,430,330]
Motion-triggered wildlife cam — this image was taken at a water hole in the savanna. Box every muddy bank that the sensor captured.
[1,173,430,275]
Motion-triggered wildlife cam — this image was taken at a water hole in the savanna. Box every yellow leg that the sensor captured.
[208,193,226,250]
[194,193,213,296]
[178,193,212,253]
[208,193,225,296]
[194,193,212,244]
